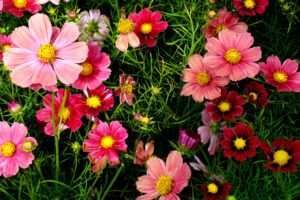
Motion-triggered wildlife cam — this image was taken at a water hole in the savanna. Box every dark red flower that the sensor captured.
[201,180,231,200]
[233,0,269,16]
[178,129,201,150]
[245,81,269,107]
[206,88,246,121]
[128,8,168,47]
[259,138,300,172]
[72,84,114,116]
[221,122,260,161]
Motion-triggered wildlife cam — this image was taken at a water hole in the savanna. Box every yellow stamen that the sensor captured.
[155,175,174,196]
[273,71,288,84]
[218,101,231,112]
[1,142,16,157]
[101,136,115,149]
[86,96,101,108]
[121,83,133,94]
[216,24,227,34]
[249,92,258,101]
[224,49,242,64]
[80,62,93,76]
[234,138,247,150]
[24,141,33,149]
[207,183,218,194]
[197,71,211,86]
[273,150,291,166]
[59,108,71,121]
[3,44,11,51]
[13,0,27,8]
[140,23,152,34]
[244,0,256,9]
[141,117,150,124]
[38,44,56,63]
[117,18,133,34]
[91,123,98,130]
[208,10,216,17]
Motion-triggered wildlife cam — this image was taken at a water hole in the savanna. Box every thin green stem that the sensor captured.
[100,164,123,200]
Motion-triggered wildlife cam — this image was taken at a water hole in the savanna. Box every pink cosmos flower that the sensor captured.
[8,100,22,114]
[35,0,69,5]
[2,0,41,17]
[204,29,262,81]
[136,151,191,200]
[0,122,36,177]
[83,121,128,166]
[181,54,230,102]
[0,34,14,61]
[72,42,111,90]
[233,0,269,16]
[3,13,88,90]
[115,74,136,106]
[0,0,3,10]
[72,84,114,117]
[204,8,248,39]
[259,55,300,92]
[128,8,168,47]
[36,89,83,136]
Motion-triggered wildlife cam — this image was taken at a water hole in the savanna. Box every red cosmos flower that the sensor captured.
[0,34,14,61]
[245,81,269,107]
[72,84,114,117]
[206,88,246,121]
[36,89,83,136]
[128,8,168,47]
[114,74,136,106]
[201,180,231,200]
[233,0,269,16]
[2,0,41,18]
[260,138,300,172]
[134,140,154,165]
[221,122,260,161]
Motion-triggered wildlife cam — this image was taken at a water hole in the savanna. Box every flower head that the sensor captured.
[260,138,300,172]
[128,8,168,47]
[204,29,262,81]
[0,34,14,61]
[201,180,231,200]
[245,81,269,107]
[233,0,269,16]
[20,137,37,152]
[259,55,300,92]
[221,122,260,161]
[178,129,201,150]
[136,151,191,200]
[207,10,217,18]
[115,74,136,106]
[0,122,37,177]
[2,0,41,17]
[8,100,22,114]
[134,140,154,165]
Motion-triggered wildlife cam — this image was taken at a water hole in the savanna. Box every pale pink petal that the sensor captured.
[53,59,82,84]
[203,56,226,69]
[128,32,140,48]
[10,122,27,144]
[146,157,166,179]
[0,122,11,143]
[116,34,128,52]
[241,47,262,62]
[11,26,39,52]
[180,83,199,96]
[51,27,60,42]
[219,29,236,50]
[13,150,34,169]
[172,163,191,193]
[3,48,38,70]
[211,76,230,86]
[166,151,183,177]
[136,175,157,193]
[204,84,221,100]
[208,135,220,155]
[205,38,226,55]
[136,192,160,200]
[202,106,212,126]
[56,42,88,63]
[213,63,232,77]
[165,193,180,200]
[29,13,52,44]
[192,86,205,102]
[182,68,198,82]
[188,54,205,71]
[32,62,57,86]
[50,0,60,4]
[197,126,212,144]
[237,62,260,78]
[229,65,247,81]
[228,22,248,33]
[2,157,19,178]
[233,32,254,52]
[282,59,299,76]
[53,22,79,50]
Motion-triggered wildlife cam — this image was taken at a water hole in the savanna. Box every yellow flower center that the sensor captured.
[86,96,101,108]
[224,49,242,64]
[209,10,216,17]
[1,142,16,157]
[38,44,56,63]
[273,71,288,84]
[216,24,227,34]
[141,117,150,124]
[155,175,174,196]
[273,150,291,166]
[59,107,71,121]
[101,136,115,149]
[140,23,152,34]
[91,123,98,130]
[218,101,231,112]
[13,0,27,8]
[80,62,93,76]
[3,44,11,51]
[234,138,247,150]
[197,71,211,86]
[121,83,133,94]
[244,0,256,9]
[207,183,218,194]
[24,141,33,149]
[117,18,133,34]
[249,92,258,101]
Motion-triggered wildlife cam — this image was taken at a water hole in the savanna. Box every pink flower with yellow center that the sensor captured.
[0,122,37,177]
[2,0,41,17]
[233,0,269,16]
[3,13,88,90]
[83,121,128,166]
[259,55,300,92]
[136,151,191,200]
[204,29,262,81]
[0,34,14,61]
[181,54,230,102]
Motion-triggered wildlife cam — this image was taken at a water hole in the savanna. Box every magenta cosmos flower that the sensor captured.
[0,34,14,61]
[0,122,36,177]
[72,42,111,90]
[2,0,41,17]
[204,8,248,39]
[8,100,22,114]
[234,0,269,16]
[204,29,262,81]
[136,151,191,200]
[3,13,88,89]
[129,8,168,47]
[83,121,128,166]
[115,74,136,106]
[181,54,230,102]
[36,89,83,136]
[178,129,201,150]
[259,55,300,92]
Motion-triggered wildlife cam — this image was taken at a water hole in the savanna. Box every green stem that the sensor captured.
[100,164,123,200]
[55,133,60,191]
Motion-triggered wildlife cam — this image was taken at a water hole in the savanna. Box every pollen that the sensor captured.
[141,117,150,124]
[80,62,93,76]
[207,183,218,194]
[273,150,291,166]
[218,100,231,112]
[24,141,33,149]
[117,18,133,34]
[244,0,256,10]
[234,138,247,150]
[155,175,174,196]
[1,142,16,157]
[209,10,216,17]
[101,136,115,149]
[273,71,288,84]
[197,71,211,86]
[216,24,227,34]
[86,96,101,108]
[59,107,71,121]
[140,23,152,34]
[249,92,258,101]
[38,44,56,63]
[13,0,27,8]
[3,44,11,51]
[91,123,98,130]
[224,49,242,64]
[121,83,133,94]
